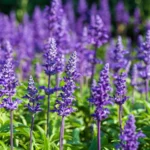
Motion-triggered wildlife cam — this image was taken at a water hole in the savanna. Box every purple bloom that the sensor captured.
[115,1,129,25]
[141,30,150,65]
[89,15,109,47]
[53,52,77,117]
[32,6,46,51]
[109,36,128,73]
[64,0,75,30]
[23,76,44,113]
[0,41,21,110]
[76,26,94,77]
[99,0,111,32]
[134,8,141,34]
[65,51,77,79]
[78,0,88,15]
[120,115,145,150]
[90,63,112,121]
[55,15,71,54]
[114,73,129,105]
[43,37,64,76]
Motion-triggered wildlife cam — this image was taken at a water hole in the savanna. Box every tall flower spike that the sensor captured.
[114,72,129,105]
[89,15,109,47]
[65,51,77,79]
[78,0,88,14]
[99,0,111,32]
[110,36,128,73]
[44,0,60,36]
[23,76,44,113]
[0,41,18,99]
[0,41,21,150]
[90,63,112,121]
[43,37,63,76]
[89,64,112,150]
[115,1,129,25]
[120,115,145,150]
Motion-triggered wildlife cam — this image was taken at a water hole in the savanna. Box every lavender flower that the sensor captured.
[64,0,75,30]
[53,52,77,150]
[65,51,77,79]
[32,7,46,51]
[78,0,88,15]
[114,73,129,105]
[90,63,112,150]
[90,63,112,120]
[43,37,64,137]
[134,8,141,34]
[43,37,63,76]
[89,15,109,47]
[109,36,128,74]
[120,115,145,150]
[114,72,129,134]
[44,0,62,37]
[115,1,129,25]
[137,30,150,101]
[23,76,44,150]
[23,76,44,113]
[99,0,111,32]
[89,15,109,88]
[0,41,21,150]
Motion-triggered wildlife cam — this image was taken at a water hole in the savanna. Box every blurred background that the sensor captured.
[0,0,150,20]
[0,0,150,38]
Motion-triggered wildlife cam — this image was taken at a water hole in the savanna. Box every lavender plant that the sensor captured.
[114,72,129,134]
[137,30,150,102]
[43,37,63,137]
[120,115,145,150]
[23,76,44,150]
[53,52,77,150]
[109,36,128,74]
[89,15,109,88]
[0,40,21,150]
[89,64,112,150]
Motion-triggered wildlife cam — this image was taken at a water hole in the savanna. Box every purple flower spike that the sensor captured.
[141,30,150,65]
[90,63,112,121]
[53,78,76,116]
[115,1,129,25]
[120,115,145,150]
[0,40,21,110]
[99,0,111,32]
[114,72,129,105]
[78,0,88,14]
[65,51,77,79]
[23,76,44,113]
[43,37,63,76]
[89,15,109,47]
[110,36,128,73]
[53,52,77,117]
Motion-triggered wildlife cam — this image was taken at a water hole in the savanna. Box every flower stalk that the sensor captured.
[59,116,65,150]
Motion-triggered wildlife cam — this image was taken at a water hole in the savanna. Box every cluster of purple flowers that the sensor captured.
[90,63,112,121]
[43,37,64,76]
[89,15,109,48]
[53,52,77,117]
[120,115,145,150]
[0,41,21,110]
[108,36,128,73]
[114,73,129,105]
[23,76,44,113]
